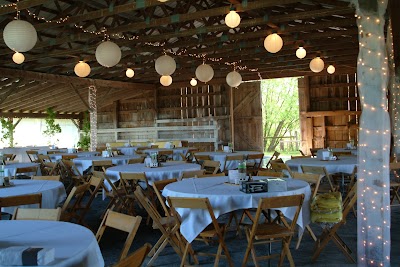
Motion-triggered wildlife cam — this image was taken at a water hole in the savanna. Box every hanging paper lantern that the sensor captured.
[95,41,121,67]
[160,75,172,86]
[74,61,91,77]
[264,33,283,53]
[12,52,25,64]
[195,64,214,83]
[296,47,307,59]
[126,68,135,78]
[327,65,336,74]
[225,10,241,28]
[155,55,176,76]
[190,78,198,86]
[3,20,37,52]
[309,57,325,73]
[226,71,242,87]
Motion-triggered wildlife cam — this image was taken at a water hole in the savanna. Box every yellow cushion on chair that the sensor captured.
[311,192,342,223]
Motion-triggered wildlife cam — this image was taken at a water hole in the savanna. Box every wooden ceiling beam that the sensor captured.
[0,111,79,119]
[0,67,156,90]
[0,0,51,15]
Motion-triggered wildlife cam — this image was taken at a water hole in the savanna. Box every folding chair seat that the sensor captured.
[245,153,264,175]
[12,207,61,221]
[0,193,42,220]
[241,194,305,267]
[112,243,152,267]
[96,209,142,261]
[301,165,336,192]
[134,187,187,266]
[311,182,358,263]
[203,160,220,174]
[13,166,39,179]
[181,169,205,179]
[167,196,234,267]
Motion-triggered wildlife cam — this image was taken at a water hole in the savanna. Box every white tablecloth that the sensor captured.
[0,220,104,267]
[0,146,49,163]
[72,155,141,174]
[4,162,41,177]
[162,176,311,243]
[317,148,357,156]
[36,148,68,155]
[104,162,201,190]
[286,156,357,174]
[48,151,99,162]
[195,151,263,171]
[0,180,66,214]
[143,148,196,161]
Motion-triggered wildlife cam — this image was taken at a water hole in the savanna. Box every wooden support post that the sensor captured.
[353,0,391,265]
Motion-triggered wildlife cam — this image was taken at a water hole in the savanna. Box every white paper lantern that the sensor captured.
[155,55,176,76]
[3,20,37,52]
[327,65,336,74]
[195,64,214,83]
[226,71,242,87]
[95,41,121,67]
[126,68,135,78]
[190,78,197,86]
[296,47,307,59]
[12,52,25,64]
[74,61,91,77]
[264,33,283,53]
[160,75,172,86]
[309,57,325,73]
[225,10,241,28]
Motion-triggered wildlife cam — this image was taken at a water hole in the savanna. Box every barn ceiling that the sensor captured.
[0,0,359,117]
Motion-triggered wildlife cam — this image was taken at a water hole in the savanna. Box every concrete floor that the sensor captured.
[86,196,400,267]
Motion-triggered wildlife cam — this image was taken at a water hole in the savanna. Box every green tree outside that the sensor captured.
[261,77,300,153]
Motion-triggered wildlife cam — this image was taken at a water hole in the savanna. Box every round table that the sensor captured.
[0,220,104,267]
[162,176,311,242]
[4,162,41,177]
[73,155,141,174]
[0,179,66,214]
[285,156,357,175]
[104,162,201,190]
[195,151,263,171]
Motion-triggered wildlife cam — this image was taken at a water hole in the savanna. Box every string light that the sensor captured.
[88,85,97,152]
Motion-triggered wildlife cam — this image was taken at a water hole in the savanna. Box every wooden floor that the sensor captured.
[86,197,400,267]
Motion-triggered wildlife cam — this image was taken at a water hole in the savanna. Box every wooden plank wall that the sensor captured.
[299,73,360,154]
[97,84,231,151]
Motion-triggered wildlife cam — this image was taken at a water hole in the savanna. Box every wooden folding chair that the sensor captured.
[311,183,358,263]
[134,187,188,266]
[301,165,336,192]
[270,162,293,178]
[257,170,283,177]
[0,193,42,220]
[61,159,87,185]
[181,169,206,179]
[167,196,234,267]
[32,175,61,181]
[96,209,142,261]
[264,150,280,169]
[245,153,264,175]
[291,172,322,249]
[298,149,306,156]
[13,166,39,179]
[203,160,220,174]
[12,207,61,221]
[38,154,52,164]
[60,183,90,223]
[151,145,159,148]
[26,150,40,163]
[152,178,178,216]
[158,150,173,161]
[194,154,211,165]
[92,160,114,173]
[127,157,145,164]
[112,243,152,267]
[241,194,305,267]
[119,172,151,215]
[223,154,245,174]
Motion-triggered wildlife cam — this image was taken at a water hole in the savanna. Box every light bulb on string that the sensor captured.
[126,68,135,78]
[264,33,283,53]
[190,78,197,86]
[327,65,336,74]
[12,52,24,64]
[296,46,306,59]
[225,9,241,28]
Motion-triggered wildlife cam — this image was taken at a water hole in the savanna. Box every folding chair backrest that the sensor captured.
[12,207,61,221]
[152,178,178,216]
[26,150,39,163]
[61,159,82,176]
[341,182,357,223]
[291,172,322,199]
[3,154,15,161]
[265,151,280,168]
[256,170,283,177]
[14,166,39,179]
[181,169,205,179]
[301,165,335,191]
[134,187,164,227]
[38,154,52,164]
[62,154,78,160]
[32,175,61,181]
[224,154,245,172]
[203,160,220,174]
[119,172,148,194]
[92,160,113,172]
[61,183,89,215]
[0,193,42,209]
[246,153,264,170]
[128,157,145,164]
[96,209,142,261]
[270,162,292,177]
[194,154,211,165]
